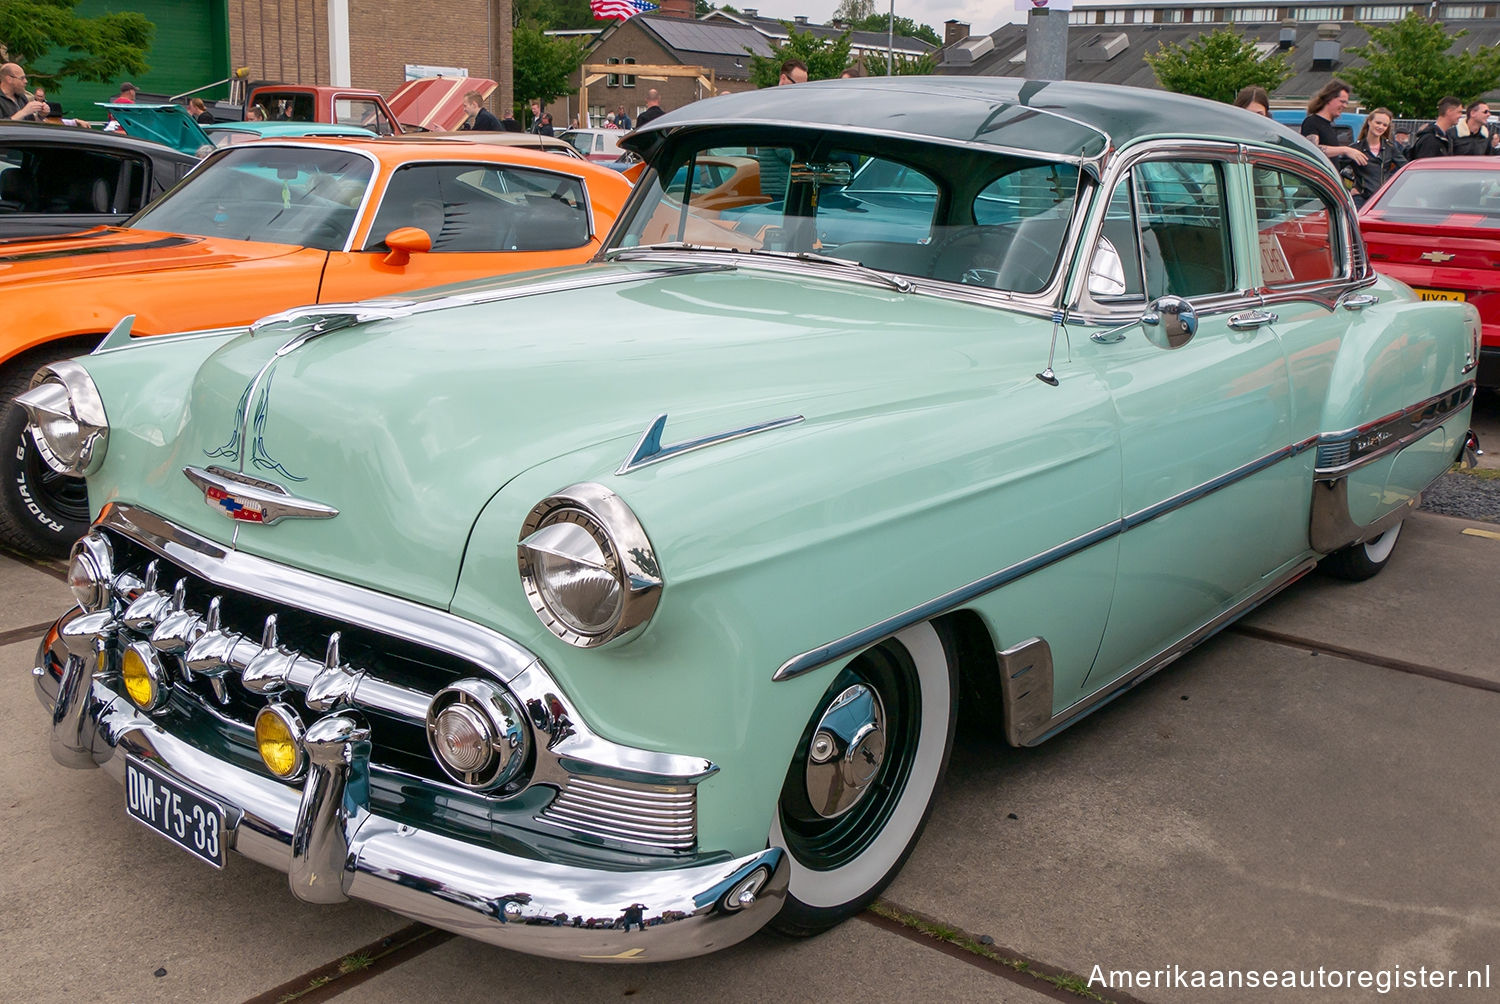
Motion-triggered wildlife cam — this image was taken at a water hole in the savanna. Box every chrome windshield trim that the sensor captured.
[617,413,805,475]
[775,434,1317,682]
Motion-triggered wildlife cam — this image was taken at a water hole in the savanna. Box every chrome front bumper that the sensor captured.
[34,625,786,963]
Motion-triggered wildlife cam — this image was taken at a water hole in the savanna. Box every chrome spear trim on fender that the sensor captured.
[617,413,805,475]
[184,465,339,525]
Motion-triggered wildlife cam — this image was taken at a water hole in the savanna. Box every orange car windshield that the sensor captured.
[132,146,374,251]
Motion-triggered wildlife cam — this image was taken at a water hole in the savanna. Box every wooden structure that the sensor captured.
[578,63,715,122]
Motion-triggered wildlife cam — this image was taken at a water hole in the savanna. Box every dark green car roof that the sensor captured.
[626,76,1319,167]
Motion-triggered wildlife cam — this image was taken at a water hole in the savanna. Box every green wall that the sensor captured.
[35,0,230,117]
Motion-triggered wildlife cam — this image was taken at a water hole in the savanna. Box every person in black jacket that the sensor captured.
[1408,96,1463,160]
[1300,79,1367,169]
[1452,100,1499,156]
[460,91,502,132]
[1348,108,1406,207]
[634,89,667,127]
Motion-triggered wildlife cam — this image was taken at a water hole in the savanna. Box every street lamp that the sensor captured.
[887,0,895,75]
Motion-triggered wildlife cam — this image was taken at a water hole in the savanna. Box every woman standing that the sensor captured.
[1349,108,1405,208]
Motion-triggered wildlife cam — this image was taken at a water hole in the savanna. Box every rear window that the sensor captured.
[1366,168,1500,224]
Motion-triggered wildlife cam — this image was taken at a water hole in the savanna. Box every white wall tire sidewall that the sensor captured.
[770,621,951,910]
[1362,522,1401,565]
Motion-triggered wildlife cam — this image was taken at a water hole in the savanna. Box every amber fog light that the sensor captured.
[255,704,307,780]
[121,641,168,711]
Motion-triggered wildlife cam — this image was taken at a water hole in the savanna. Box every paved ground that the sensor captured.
[2,507,1496,1003]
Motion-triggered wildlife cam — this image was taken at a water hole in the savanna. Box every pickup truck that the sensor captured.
[244,84,402,135]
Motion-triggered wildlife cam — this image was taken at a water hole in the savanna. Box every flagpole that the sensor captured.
[887,0,894,75]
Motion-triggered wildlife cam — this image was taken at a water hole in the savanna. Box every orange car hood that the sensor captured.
[0,228,308,284]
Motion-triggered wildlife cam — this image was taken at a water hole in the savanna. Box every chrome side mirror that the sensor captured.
[1141,295,1197,350]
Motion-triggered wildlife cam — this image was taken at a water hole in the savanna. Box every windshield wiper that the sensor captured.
[747,248,914,293]
[606,241,742,258]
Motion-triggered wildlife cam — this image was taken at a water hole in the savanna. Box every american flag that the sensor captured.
[591,0,657,19]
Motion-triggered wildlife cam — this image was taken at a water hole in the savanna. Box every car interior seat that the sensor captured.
[0,169,34,212]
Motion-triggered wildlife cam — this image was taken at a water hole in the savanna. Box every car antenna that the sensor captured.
[1036,310,1068,386]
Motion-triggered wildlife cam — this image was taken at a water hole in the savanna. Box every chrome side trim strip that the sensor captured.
[617,413,805,475]
[1122,436,1319,529]
[1024,557,1320,747]
[1313,383,1474,476]
[1308,477,1417,555]
[775,433,1318,682]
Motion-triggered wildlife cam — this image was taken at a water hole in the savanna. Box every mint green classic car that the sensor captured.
[23,79,1481,961]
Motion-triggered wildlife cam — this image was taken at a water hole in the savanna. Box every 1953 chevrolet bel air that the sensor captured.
[22,78,1481,961]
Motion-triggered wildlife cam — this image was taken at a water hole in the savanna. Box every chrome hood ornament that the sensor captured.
[184,465,338,525]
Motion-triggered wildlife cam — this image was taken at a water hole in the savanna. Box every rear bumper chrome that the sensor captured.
[34,626,786,963]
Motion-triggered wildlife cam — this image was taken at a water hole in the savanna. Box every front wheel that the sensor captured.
[769,620,957,937]
[0,360,91,558]
[1320,520,1403,581]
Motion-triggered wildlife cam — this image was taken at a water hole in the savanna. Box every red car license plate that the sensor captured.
[1413,288,1466,302]
[125,756,228,868]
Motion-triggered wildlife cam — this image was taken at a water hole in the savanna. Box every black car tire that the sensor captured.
[1320,520,1403,581]
[769,620,958,938]
[0,352,92,558]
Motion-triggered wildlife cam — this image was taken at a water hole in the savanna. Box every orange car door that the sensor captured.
[316,161,603,302]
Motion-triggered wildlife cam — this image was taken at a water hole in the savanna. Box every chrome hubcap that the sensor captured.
[804,683,886,818]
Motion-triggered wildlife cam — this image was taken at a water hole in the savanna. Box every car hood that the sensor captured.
[0,228,307,284]
[100,103,213,156]
[102,261,1044,608]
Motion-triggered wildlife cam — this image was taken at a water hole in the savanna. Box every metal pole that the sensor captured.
[887,0,895,75]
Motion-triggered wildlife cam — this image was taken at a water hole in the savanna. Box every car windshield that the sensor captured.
[609,132,1082,294]
[130,146,373,250]
[1367,167,1500,223]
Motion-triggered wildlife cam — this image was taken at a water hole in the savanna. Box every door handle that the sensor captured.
[1340,293,1380,311]
[1227,309,1278,330]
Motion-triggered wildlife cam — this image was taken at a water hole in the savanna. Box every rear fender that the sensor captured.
[1309,293,1479,553]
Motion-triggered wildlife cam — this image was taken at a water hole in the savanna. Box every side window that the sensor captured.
[0,147,30,213]
[1251,166,1341,286]
[336,98,392,136]
[1089,178,1145,299]
[0,145,147,215]
[259,93,316,122]
[1131,160,1233,299]
[365,163,590,252]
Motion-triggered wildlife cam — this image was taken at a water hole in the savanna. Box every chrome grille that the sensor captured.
[539,777,697,852]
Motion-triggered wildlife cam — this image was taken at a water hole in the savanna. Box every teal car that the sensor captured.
[203,121,379,148]
[22,78,1480,961]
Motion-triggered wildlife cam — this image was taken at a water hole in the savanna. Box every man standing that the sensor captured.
[0,63,47,121]
[1408,97,1463,160]
[113,82,138,104]
[459,91,502,132]
[778,59,809,86]
[634,89,666,127]
[1300,79,1367,169]
[1452,100,1499,156]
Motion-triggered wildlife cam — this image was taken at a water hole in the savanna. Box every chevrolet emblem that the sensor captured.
[1419,251,1455,263]
[184,466,338,525]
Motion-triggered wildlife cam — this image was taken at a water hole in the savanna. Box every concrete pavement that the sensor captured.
[2,509,1496,1002]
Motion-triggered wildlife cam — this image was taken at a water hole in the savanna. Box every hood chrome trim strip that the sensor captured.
[617,413,805,475]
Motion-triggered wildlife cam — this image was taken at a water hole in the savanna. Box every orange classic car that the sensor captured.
[0,137,633,556]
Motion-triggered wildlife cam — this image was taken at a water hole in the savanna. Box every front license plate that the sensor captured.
[125,757,227,868]
[1414,288,1466,302]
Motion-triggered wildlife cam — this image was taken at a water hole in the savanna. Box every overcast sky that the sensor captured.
[735,2,1024,37]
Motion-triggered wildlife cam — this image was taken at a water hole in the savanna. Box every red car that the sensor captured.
[1359,156,1500,387]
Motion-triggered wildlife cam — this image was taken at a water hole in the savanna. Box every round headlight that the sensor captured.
[425,679,530,792]
[255,704,307,780]
[518,484,662,648]
[15,360,109,477]
[121,641,168,712]
[68,534,115,612]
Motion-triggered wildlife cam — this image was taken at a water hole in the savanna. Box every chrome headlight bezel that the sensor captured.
[68,532,115,612]
[17,359,109,477]
[517,483,662,648]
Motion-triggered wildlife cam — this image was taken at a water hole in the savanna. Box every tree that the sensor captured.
[513,0,595,31]
[0,0,152,92]
[834,0,876,21]
[1343,13,1500,119]
[861,51,937,77]
[512,21,587,110]
[851,13,942,48]
[747,25,852,86]
[1144,25,1292,104]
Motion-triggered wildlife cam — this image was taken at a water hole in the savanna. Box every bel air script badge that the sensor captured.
[184,466,338,525]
